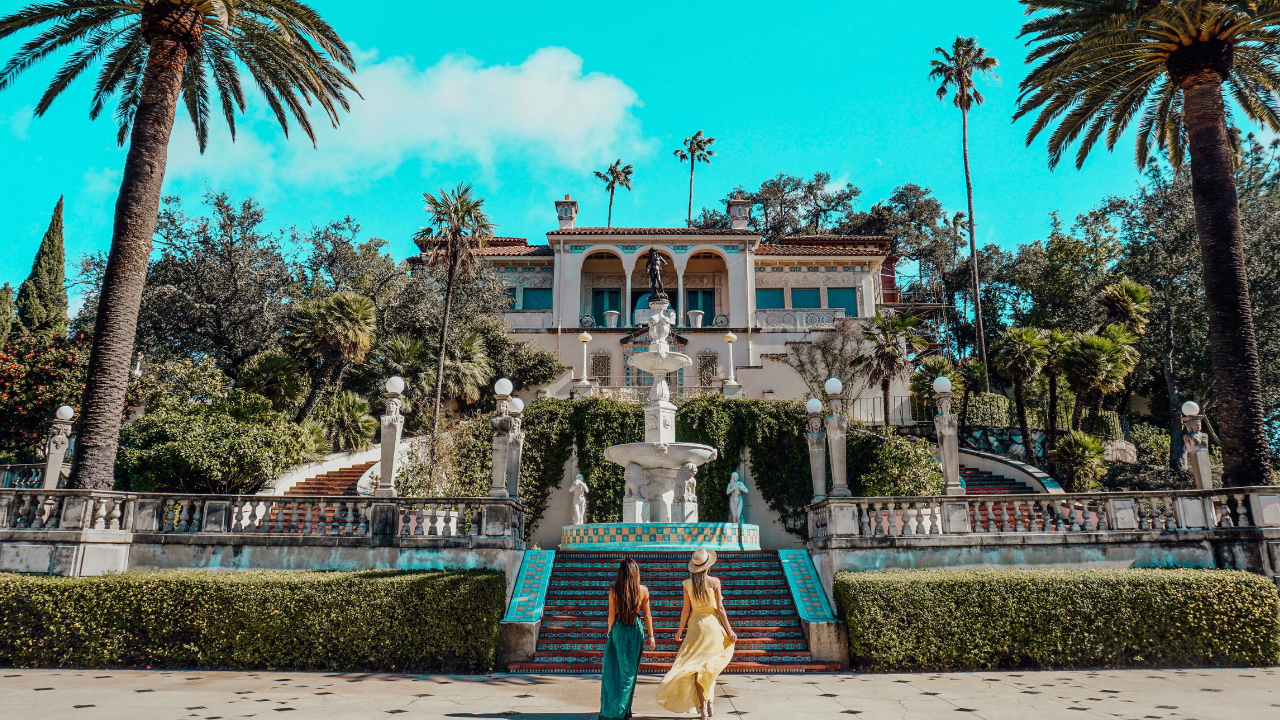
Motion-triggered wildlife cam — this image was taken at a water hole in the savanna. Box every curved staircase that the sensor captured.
[508,550,840,674]
[960,465,1034,495]
[283,461,375,496]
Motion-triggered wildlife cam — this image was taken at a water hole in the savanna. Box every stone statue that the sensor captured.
[676,462,698,502]
[726,471,749,524]
[1182,417,1213,490]
[570,473,589,526]
[645,251,668,299]
[624,463,645,500]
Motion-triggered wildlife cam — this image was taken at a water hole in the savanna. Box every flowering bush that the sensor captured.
[0,334,89,463]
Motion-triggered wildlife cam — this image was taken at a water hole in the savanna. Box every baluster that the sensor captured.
[1159,497,1174,531]
[30,494,47,529]
[886,502,899,536]
[321,502,335,535]
[189,500,202,533]
[357,502,370,536]
[176,499,191,532]
[1030,499,1045,532]
[14,494,33,528]
[42,495,62,529]
[901,503,915,536]
[425,504,439,536]
[1010,500,1024,532]
[303,502,315,535]
[398,504,410,537]
[1214,495,1234,528]
[467,502,480,537]
[228,499,243,532]
[1068,501,1081,532]
[1141,499,1157,530]
[342,502,355,535]
[94,497,110,530]
[858,503,872,537]
[1094,499,1109,532]
[1020,499,1034,532]
[1234,493,1253,527]
[982,500,995,533]
[994,501,1008,532]
[449,504,461,536]
[870,503,884,537]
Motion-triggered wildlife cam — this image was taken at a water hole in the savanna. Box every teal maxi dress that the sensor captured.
[599,616,645,720]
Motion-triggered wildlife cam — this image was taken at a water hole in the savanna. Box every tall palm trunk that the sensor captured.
[1012,379,1035,467]
[1181,75,1270,486]
[296,358,339,423]
[1070,384,1085,431]
[881,378,892,427]
[686,161,695,226]
[961,107,989,392]
[607,188,615,228]
[432,249,460,438]
[72,6,202,490]
[959,385,972,442]
[1045,372,1059,465]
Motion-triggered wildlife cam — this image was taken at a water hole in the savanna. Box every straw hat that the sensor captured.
[687,549,717,573]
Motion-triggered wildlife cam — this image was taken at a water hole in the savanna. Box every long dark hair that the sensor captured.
[612,558,642,624]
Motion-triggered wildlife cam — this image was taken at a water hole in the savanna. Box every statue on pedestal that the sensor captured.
[570,473,589,526]
[1182,417,1213,490]
[645,250,668,300]
[726,471,749,524]
[676,462,698,502]
[624,463,645,500]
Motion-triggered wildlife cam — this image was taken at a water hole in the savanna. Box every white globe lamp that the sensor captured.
[494,378,514,396]
[1181,400,1200,417]
[824,377,843,396]
[509,397,525,414]
[932,376,952,394]
[55,405,74,421]
[385,376,405,394]
[805,398,823,414]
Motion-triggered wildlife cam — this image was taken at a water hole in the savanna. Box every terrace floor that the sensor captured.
[2,667,1277,719]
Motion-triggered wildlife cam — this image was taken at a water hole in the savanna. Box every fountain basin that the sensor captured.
[626,351,692,375]
[604,442,717,470]
[561,522,760,550]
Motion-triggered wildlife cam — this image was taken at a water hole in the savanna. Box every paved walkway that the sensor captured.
[2,668,1277,719]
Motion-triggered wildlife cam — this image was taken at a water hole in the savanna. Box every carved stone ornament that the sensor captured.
[624,463,645,499]
[676,462,698,502]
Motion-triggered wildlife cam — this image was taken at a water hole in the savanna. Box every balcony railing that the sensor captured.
[502,310,552,329]
[593,380,721,404]
[755,308,846,331]
[0,464,44,489]
[845,396,925,426]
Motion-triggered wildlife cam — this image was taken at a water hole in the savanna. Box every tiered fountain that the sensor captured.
[559,254,761,550]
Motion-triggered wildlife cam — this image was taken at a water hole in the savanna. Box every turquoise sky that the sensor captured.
[1,1,1157,292]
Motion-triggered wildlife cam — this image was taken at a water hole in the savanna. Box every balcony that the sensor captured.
[594,382,722,404]
[754,308,846,331]
[502,310,552,329]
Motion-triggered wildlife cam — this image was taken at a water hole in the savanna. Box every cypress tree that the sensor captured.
[15,196,68,337]
[0,283,12,349]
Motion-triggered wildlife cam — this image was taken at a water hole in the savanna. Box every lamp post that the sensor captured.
[572,332,594,399]
[824,378,851,497]
[1180,400,1213,490]
[805,397,827,503]
[933,376,963,496]
[376,376,405,498]
[722,332,742,398]
[506,396,526,498]
[490,378,515,498]
[41,405,74,490]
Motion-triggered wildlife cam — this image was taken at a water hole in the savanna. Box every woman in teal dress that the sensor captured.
[600,557,655,720]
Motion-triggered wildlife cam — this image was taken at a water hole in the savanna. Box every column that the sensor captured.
[623,270,633,327]
[676,268,685,327]
[805,399,827,503]
[825,379,851,497]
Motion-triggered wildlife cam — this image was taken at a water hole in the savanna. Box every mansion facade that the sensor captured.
[418,194,919,415]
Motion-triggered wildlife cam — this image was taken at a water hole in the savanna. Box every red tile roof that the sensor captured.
[408,237,553,261]
[547,227,759,236]
[755,245,885,257]
[754,235,889,256]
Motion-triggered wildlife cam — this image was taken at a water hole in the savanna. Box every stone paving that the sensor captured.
[1,667,1277,720]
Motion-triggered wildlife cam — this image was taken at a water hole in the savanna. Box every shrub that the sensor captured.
[1100,462,1196,492]
[1129,422,1173,465]
[1093,410,1124,441]
[847,427,944,497]
[0,570,505,672]
[964,392,1014,428]
[835,568,1280,671]
[1052,430,1107,492]
[0,333,90,463]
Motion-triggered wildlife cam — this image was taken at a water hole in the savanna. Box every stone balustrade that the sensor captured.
[809,488,1276,541]
[0,489,523,544]
[0,464,46,490]
[754,308,846,331]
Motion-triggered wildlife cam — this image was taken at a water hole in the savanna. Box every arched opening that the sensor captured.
[580,250,625,327]
[682,250,729,327]
[631,249,677,325]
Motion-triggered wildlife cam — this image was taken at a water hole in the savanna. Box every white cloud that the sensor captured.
[166,47,648,188]
[6,104,33,140]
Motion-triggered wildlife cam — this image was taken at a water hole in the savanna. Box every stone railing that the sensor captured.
[595,384,721,404]
[502,309,552,329]
[755,308,846,331]
[808,488,1279,542]
[0,464,45,490]
[0,489,524,544]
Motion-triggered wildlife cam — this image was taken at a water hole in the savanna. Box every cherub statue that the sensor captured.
[676,462,698,502]
[624,463,645,500]
[726,471,749,524]
[570,473,589,526]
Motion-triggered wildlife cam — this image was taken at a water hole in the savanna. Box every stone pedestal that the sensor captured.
[41,418,72,490]
[1182,415,1213,490]
[935,393,963,496]
[826,396,851,497]
[806,413,827,503]
[671,500,698,523]
[377,393,403,499]
[622,498,647,523]
[570,379,594,399]
[722,380,743,398]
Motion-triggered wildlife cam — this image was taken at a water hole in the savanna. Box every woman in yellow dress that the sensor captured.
[656,549,737,719]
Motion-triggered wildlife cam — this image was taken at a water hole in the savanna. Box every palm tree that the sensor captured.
[1016,1,1275,486]
[861,312,929,426]
[1052,430,1107,493]
[674,130,716,226]
[1062,333,1117,432]
[956,357,987,438]
[1087,324,1140,432]
[593,159,634,228]
[1098,278,1153,335]
[930,36,999,390]
[0,1,357,489]
[413,184,495,437]
[426,331,494,411]
[1040,328,1073,460]
[910,355,958,417]
[320,390,377,453]
[992,327,1049,467]
[287,291,377,423]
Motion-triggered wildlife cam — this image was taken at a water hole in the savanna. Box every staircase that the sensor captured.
[508,550,840,674]
[960,465,1034,495]
[283,461,375,496]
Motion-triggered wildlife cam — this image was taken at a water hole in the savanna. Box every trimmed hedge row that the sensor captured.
[0,569,505,672]
[835,568,1280,671]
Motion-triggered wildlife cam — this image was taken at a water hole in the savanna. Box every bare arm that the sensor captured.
[607,588,615,633]
[674,582,690,642]
[712,579,737,642]
[642,587,656,651]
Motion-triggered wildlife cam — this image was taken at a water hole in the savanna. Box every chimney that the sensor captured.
[555,194,579,230]
[727,192,751,230]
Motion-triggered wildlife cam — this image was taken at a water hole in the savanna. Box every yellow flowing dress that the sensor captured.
[655,579,736,713]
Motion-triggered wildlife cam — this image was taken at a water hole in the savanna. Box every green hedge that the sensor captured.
[0,569,505,672]
[835,568,1280,671]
